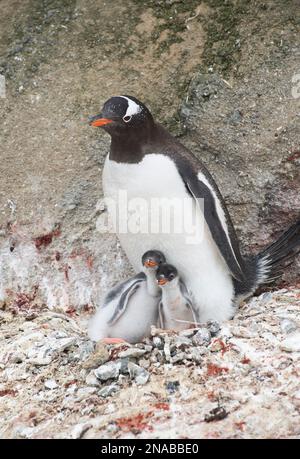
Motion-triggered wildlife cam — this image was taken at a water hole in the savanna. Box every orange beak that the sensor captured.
[157,278,168,286]
[144,260,157,268]
[89,116,113,127]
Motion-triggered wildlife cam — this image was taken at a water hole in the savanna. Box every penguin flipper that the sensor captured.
[106,273,145,326]
[182,173,245,281]
[179,280,198,326]
[102,272,145,308]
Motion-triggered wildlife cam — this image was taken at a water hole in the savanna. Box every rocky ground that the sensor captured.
[0,0,299,308]
[0,0,299,439]
[1,287,300,439]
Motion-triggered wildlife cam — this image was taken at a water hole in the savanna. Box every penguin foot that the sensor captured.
[100,337,128,344]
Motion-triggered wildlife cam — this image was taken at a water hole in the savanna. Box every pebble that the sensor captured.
[207,321,221,336]
[172,336,192,350]
[139,358,150,369]
[280,319,298,335]
[143,345,153,353]
[186,347,205,363]
[118,358,130,374]
[163,336,171,362]
[82,344,109,369]
[106,423,119,434]
[179,328,197,338]
[171,352,186,363]
[228,109,243,125]
[118,348,147,359]
[9,352,25,364]
[76,387,97,401]
[293,390,300,400]
[165,380,180,394]
[192,328,211,346]
[28,355,52,366]
[70,422,91,439]
[98,384,119,398]
[44,379,58,390]
[260,292,273,303]
[128,362,150,385]
[85,372,100,387]
[153,337,163,349]
[16,426,36,439]
[51,337,77,353]
[94,361,121,381]
[280,332,300,352]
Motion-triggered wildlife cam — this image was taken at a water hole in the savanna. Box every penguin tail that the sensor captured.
[256,219,300,285]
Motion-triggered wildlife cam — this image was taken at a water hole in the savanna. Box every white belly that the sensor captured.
[161,297,196,331]
[102,154,235,322]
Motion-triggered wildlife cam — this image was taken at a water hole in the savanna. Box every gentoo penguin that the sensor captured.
[89,95,300,322]
[156,263,197,331]
[88,250,165,344]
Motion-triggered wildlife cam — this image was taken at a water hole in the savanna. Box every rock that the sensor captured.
[75,387,97,401]
[44,379,58,390]
[128,362,150,385]
[85,372,100,387]
[118,348,147,359]
[16,426,36,439]
[142,345,153,353]
[153,337,163,349]
[27,355,52,366]
[171,336,192,350]
[204,406,228,423]
[51,337,77,353]
[192,328,211,346]
[165,380,180,394]
[293,390,300,400]
[149,355,157,363]
[186,347,205,362]
[94,362,121,381]
[171,352,186,363]
[280,319,298,335]
[98,384,119,398]
[78,341,97,361]
[9,352,25,364]
[260,292,273,303]
[82,344,109,369]
[106,423,118,434]
[207,321,221,336]
[139,358,150,369]
[118,358,130,374]
[70,422,91,439]
[179,328,197,338]
[227,109,243,125]
[280,332,300,352]
[163,335,171,362]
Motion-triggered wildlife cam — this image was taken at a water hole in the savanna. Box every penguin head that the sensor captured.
[142,250,166,271]
[156,263,179,287]
[89,95,153,135]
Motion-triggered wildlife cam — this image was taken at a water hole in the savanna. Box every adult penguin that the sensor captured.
[89,95,300,322]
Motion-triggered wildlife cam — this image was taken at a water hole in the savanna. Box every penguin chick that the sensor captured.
[156,263,197,331]
[88,250,165,344]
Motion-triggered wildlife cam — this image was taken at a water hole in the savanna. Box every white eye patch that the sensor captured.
[120,96,142,117]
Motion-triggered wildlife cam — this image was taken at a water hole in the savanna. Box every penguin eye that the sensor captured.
[169,273,175,280]
[123,115,132,123]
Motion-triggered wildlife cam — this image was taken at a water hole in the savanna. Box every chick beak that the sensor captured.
[157,278,168,286]
[144,260,157,268]
[89,114,113,127]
